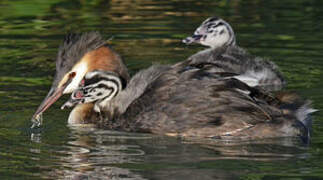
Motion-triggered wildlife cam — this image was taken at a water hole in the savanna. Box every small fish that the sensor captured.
[31,113,43,128]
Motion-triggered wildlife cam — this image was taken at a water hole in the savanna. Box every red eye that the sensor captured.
[69,72,76,78]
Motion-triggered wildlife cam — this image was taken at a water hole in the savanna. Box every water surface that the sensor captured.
[1,0,323,179]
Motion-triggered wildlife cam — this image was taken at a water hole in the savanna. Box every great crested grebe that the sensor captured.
[32,32,129,125]
[32,32,316,141]
[180,17,285,90]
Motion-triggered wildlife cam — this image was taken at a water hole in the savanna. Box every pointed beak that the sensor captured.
[182,34,203,45]
[32,86,66,120]
[178,65,196,73]
[32,72,76,121]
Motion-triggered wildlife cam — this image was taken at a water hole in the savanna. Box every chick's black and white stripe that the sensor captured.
[81,71,122,104]
[61,70,123,110]
[199,16,236,46]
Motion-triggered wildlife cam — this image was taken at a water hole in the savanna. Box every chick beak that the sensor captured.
[182,34,203,44]
[32,72,76,121]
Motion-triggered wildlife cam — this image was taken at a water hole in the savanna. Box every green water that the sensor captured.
[1,0,323,179]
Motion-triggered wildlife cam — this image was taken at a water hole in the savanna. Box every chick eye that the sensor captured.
[195,64,205,68]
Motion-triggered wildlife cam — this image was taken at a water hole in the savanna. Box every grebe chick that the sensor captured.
[32,32,316,142]
[181,17,285,90]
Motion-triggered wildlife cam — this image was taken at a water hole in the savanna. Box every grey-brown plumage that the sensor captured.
[87,64,315,141]
[174,46,286,91]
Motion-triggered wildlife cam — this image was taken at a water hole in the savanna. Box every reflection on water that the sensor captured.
[28,126,313,179]
[41,126,149,179]
[1,0,323,179]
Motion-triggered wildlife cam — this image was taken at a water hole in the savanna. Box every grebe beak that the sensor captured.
[32,72,76,120]
[182,34,203,44]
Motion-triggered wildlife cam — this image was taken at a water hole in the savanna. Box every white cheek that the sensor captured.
[63,62,88,94]
[203,32,230,48]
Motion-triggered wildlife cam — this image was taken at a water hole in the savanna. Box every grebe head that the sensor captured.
[183,17,236,48]
[32,32,129,124]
